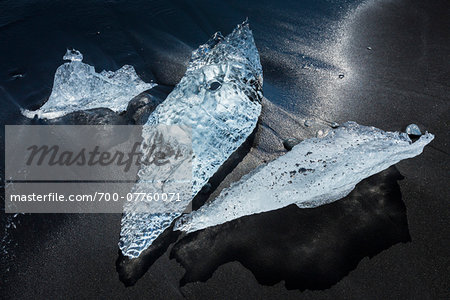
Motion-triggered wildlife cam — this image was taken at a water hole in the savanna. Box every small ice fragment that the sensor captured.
[406,124,421,136]
[283,138,301,151]
[330,122,339,128]
[11,73,25,79]
[208,81,222,91]
[367,46,372,50]
[63,49,83,62]
[174,122,434,233]
[9,69,26,80]
[304,119,313,127]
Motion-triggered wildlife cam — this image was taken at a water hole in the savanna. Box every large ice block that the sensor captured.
[119,21,263,258]
[174,122,434,233]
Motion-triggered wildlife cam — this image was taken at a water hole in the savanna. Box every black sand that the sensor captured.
[1,0,449,298]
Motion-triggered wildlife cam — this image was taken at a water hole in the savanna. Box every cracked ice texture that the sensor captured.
[174,122,434,233]
[119,21,263,258]
[22,49,155,119]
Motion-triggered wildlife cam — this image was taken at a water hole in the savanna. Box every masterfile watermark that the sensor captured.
[25,140,184,172]
[5,125,193,213]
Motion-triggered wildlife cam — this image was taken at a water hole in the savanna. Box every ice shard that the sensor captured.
[174,122,434,233]
[119,21,263,258]
[406,123,422,136]
[22,49,156,119]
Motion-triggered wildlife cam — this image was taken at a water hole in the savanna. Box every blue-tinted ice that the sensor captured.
[119,21,263,258]
[174,122,434,233]
[406,123,422,136]
[22,49,155,119]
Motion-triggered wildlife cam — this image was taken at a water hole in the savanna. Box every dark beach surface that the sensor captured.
[1,0,449,299]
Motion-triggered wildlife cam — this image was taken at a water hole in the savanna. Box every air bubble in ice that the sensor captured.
[304,119,313,127]
[209,81,222,91]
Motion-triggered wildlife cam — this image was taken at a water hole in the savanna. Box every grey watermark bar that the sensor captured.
[5,125,193,213]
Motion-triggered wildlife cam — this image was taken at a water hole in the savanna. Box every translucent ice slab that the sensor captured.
[119,21,263,258]
[174,122,434,233]
[22,49,155,119]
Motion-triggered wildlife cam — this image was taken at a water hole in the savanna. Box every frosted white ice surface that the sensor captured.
[22,49,155,119]
[119,21,263,258]
[174,122,434,233]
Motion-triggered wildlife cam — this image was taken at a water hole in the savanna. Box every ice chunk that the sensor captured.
[63,49,83,62]
[283,138,301,151]
[119,21,263,258]
[174,122,434,233]
[22,49,155,119]
[330,122,339,128]
[406,123,422,136]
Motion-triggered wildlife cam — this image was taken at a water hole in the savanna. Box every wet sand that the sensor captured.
[1,0,449,298]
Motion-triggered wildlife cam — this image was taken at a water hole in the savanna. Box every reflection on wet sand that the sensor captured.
[171,166,410,290]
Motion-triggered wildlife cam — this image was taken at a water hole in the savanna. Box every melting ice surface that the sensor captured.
[174,122,434,233]
[22,49,155,119]
[119,21,263,258]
